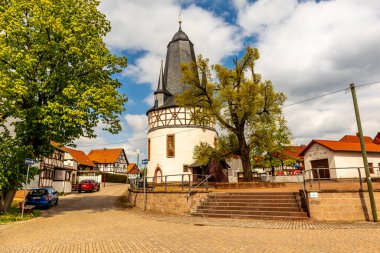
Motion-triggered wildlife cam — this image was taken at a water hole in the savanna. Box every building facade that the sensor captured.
[300,135,380,179]
[146,23,217,181]
[88,148,129,173]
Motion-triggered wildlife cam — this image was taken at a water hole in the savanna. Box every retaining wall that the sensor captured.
[128,190,208,214]
[308,191,380,221]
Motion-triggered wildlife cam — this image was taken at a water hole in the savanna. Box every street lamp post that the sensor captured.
[141,159,148,211]
[22,158,34,218]
[103,159,106,188]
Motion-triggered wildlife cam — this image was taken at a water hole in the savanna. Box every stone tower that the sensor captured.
[146,22,217,181]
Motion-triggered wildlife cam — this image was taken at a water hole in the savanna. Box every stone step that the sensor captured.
[191,213,309,220]
[207,198,299,204]
[197,206,302,212]
[200,202,300,208]
[193,209,308,217]
[210,192,299,196]
[209,195,299,200]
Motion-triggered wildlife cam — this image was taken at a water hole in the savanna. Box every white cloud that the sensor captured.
[235,0,380,143]
[122,53,162,91]
[234,0,297,35]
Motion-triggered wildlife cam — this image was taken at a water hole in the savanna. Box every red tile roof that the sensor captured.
[88,148,124,163]
[374,132,380,145]
[280,146,306,160]
[127,163,139,174]
[63,147,94,167]
[300,139,380,156]
[339,135,373,143]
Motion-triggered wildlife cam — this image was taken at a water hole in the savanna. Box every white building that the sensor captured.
[146,23,217,182]
[300,135,380,179]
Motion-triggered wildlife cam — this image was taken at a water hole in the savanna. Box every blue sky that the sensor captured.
[74,0,380,164]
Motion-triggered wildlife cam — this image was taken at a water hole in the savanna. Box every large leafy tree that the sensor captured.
[0,0,127,212]
[176,47,290,181]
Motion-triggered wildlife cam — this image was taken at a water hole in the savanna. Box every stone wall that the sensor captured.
[128,190,208,215]
[308,191,380,221]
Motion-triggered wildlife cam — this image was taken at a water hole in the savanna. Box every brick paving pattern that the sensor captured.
[1,184,380,253]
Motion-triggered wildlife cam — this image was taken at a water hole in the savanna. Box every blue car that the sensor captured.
[26,187,59,208]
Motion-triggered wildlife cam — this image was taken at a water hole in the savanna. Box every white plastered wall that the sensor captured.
[303,143,337,179]
[147,127,217,181]
[304,143,380,179]
[333,152,380,179]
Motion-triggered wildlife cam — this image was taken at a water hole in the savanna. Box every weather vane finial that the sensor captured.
[179,11,182,30]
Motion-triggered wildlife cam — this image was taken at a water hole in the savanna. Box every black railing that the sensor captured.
[129,173,210,193]
[300,166,380,191]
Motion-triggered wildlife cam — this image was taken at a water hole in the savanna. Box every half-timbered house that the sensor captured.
[87,148,129,173]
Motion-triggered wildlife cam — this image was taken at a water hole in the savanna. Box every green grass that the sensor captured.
[0,203,41,224]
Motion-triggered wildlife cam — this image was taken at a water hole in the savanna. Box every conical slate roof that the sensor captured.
[147,23,198,114]
[154,60,165,94]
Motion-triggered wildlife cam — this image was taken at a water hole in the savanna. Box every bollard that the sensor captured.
[181,174,184,191]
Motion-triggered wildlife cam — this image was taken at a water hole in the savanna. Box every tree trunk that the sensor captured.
[237,134,253,182]
[0,189,17,213]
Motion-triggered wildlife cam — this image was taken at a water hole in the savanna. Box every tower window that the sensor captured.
[167,134,175,158]
[148,138,151,161]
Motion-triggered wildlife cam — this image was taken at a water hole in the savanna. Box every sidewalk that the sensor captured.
[126,208,380,230]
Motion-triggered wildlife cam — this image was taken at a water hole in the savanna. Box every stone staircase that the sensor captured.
[191,192,309,220]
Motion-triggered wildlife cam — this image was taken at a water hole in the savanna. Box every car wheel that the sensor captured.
[78,189,81,193]
[55,199,59,206]
[47,201,52,209]
[90,187,94,192]
[97,185,100,191]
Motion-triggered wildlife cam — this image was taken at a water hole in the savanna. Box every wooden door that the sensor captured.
[310,159,330,179]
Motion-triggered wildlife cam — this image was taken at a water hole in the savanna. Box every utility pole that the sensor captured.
[350,83,378,222]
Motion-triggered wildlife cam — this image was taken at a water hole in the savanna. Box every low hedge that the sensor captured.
[95,172,128,183]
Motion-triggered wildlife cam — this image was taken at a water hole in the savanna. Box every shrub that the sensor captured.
[95,172,127,183]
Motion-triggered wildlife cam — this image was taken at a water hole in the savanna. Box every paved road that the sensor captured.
[1,184,380,253]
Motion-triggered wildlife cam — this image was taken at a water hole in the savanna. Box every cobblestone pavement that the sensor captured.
[1,184,380,253]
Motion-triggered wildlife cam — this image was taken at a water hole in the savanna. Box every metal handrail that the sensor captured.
[296,171,307,198]
[299,166,380,192]
[187,175,211,197]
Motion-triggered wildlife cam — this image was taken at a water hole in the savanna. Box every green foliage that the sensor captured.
[193,142,224,166]
[0,129,38,193]
[0,0,127,151]
[0,0,127,211]
[176,47,291,181]
[0,204,41,224]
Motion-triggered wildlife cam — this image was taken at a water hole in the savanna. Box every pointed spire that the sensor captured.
[178,12,182,31]
[157,60,165,91]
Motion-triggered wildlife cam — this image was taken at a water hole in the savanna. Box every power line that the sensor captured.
[282,80,380,108]
[76,80,380,148]
[76,127,206,147]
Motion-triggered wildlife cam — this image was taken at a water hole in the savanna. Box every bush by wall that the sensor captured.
[95,172,128,183]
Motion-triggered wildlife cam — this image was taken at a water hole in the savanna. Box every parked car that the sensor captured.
[25,187,59,209]
[78,179,100,193]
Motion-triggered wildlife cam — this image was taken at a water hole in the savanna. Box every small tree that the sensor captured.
[193,141,224,167]
[0,0,127,212]
[177,47,290,181]
[252,117,292,175]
